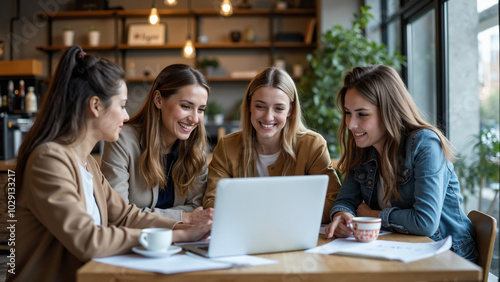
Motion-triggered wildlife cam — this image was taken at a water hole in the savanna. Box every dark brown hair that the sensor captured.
[16,46,125,191]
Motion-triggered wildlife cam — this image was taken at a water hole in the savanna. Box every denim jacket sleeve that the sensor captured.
[329,169,361,220]
[380,130,448,236]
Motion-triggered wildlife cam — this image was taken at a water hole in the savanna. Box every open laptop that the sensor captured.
[181,175,328,258]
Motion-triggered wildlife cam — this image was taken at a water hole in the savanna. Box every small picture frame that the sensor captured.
[128,24,166,45]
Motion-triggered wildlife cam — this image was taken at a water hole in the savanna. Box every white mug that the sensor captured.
[139,228,172,252]
[347,217,381,243]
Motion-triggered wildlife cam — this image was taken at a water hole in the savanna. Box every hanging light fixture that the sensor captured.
[183,0,195,58]
[164,0,177,6]
[149,1,160,25]
[219,0,233,16]
[183,37,195,58]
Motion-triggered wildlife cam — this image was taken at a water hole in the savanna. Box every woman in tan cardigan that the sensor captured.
[8,46,210,282]
[203,67,341,223]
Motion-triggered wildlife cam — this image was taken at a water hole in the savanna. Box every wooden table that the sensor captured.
[77,233,482,282]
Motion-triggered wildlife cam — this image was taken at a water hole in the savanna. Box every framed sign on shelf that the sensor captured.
[128,24,166,45]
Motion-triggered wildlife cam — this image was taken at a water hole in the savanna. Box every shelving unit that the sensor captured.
[36,7,317,83]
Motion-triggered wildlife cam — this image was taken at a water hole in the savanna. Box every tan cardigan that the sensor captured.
[7,142,178,282]
[203,130,341,223]
[100,125,207,221]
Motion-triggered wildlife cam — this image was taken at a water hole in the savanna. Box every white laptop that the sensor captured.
[181,175,328,258]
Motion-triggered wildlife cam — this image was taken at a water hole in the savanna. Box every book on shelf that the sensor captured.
[304,18,317,44]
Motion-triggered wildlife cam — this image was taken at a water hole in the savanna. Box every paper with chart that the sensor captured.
[307,235,452,263]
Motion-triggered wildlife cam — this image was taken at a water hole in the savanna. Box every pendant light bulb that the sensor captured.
[164,0,177,6]
[183,38,195,58]
[219,0,233,16]
[149,5,159,25]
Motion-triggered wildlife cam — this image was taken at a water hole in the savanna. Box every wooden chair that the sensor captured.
[467,210,497,282]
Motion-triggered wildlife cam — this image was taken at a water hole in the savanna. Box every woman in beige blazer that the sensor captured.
[203,67,341,224]
[101,64,213,224]
[8,47,210,282]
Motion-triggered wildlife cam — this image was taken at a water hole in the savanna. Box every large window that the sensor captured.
[407,9,436,125]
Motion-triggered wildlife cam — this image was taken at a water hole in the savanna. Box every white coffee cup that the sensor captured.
[139,228,172,252]
[347,217,381,243]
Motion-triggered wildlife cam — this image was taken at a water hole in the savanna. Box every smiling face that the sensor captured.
[99,80,129,142]
[344,88,387,154]
[249,86,292,148]
[154,84,208,149]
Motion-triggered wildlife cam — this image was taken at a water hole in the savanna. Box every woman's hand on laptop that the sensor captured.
[325,212,353,239]
[173,223,211,242]
[182,207,214,225]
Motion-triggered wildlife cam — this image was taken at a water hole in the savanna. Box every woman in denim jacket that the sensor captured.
[325,65,477,262]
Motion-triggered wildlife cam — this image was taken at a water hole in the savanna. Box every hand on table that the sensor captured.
[182,207,214,224]
[173,223,211,242]
[325,211,354,239]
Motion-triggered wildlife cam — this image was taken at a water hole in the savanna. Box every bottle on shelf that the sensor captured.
[7,80,15,113]
[18,80,25,112]
[25,86,38,113]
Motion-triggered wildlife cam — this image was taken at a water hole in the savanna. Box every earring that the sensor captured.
[158,109,161,121]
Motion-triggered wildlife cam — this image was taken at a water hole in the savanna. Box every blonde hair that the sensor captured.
[336,65,455,202]
[239,67,309,177]
[127,64,209,197]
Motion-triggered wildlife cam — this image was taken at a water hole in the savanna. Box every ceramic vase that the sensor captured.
[63,30,74,46]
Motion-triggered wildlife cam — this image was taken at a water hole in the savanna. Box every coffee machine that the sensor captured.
[0,112,35,160]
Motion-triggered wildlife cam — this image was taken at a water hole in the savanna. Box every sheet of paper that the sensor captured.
[306,237,369,254]
[93,254,232,274]
[93,252,278,274]
[185,251,278,267]
[306,235,452,263]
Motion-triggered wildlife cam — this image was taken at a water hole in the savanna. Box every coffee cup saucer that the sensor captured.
[132,245,182,258]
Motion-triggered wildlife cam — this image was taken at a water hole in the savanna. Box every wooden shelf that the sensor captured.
[36,42,315,52]
[37,8,316,19]
[195,42,270,49]
[117,9,191,17]
[37,10,118,20]
[118,43,185,50]
[37,7,318,80]
[273,42,317,48]
[36,44,116,52]
[192,8,270,16]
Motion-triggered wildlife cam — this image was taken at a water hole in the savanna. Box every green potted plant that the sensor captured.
[196,57,219,76]
[298,6,405,157]
[455,126,500,209]
[206,100,224,125]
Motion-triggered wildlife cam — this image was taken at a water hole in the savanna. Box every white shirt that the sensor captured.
[79,165,102,225]
[256,151,281,177]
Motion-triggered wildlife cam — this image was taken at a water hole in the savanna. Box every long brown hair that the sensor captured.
[16,46,125,192]
[239,67,309,177]
[127,64,209,197]
[336,65,455,201]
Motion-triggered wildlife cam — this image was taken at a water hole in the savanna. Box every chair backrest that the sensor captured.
[467,210,497,282]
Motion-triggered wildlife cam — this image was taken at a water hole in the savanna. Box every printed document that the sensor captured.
[306,236,452,263]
